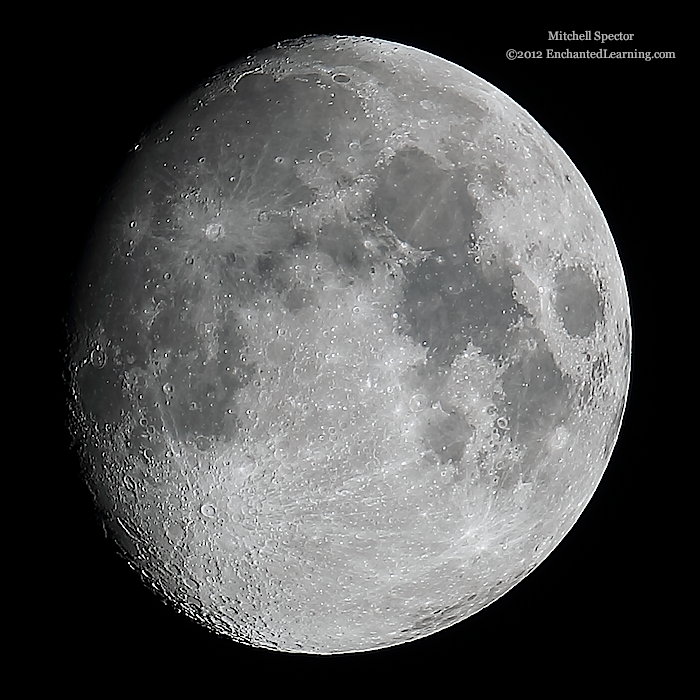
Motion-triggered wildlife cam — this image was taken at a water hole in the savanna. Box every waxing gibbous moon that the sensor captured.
[66,35,631,654]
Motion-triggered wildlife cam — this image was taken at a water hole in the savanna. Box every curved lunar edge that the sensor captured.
[66,35,631,654]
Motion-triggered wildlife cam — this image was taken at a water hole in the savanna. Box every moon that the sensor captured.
[65,35,631,654]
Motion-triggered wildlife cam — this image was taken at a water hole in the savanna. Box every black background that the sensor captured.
[39,12,683,693]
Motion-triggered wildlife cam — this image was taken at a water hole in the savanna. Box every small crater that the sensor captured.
[205,222,224,240]
[408,393,428,412]
[90,346,106,368]
[166,520,185,542]
[195,435,212,451]
[200,503,217,518]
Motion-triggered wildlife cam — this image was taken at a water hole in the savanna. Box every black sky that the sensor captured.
[39,15,682,692]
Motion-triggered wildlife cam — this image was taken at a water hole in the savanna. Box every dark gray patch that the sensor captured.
[317,219,367,273]
[400,249,526,366]
[423,410,473,465]
[256,253,277,277]
[554,266,603,337]
[76,361,129,425]
[284,286,317,312]
[158,316,253,442]
[500,327,571,445]
[372,147,479,250]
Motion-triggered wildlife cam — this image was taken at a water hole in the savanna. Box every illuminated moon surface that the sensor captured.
[67,35,631,654]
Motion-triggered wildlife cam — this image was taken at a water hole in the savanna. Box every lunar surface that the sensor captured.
[66,35,631,653]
